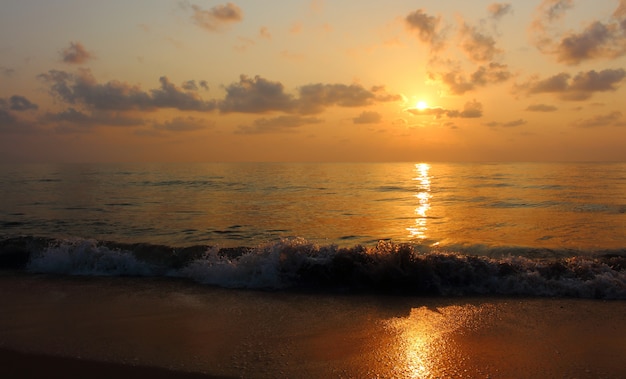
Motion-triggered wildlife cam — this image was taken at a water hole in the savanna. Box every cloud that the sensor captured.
[153,116,213,131]
[488,3,512,19]
[573,111,623,127]
[218,76,400,115]
[38,69,217,111]
[431,62,511,95]
[407,100,483,119]
[42,108,145,130]
[555,20,626,64]
[486,119,527,127]
[531,0,626,64]
[405,9,443,48]
[236,115,323,134]
[151,76,216,111]
[60,42,94,64]
[519,68,626,100]
[181,80,209,91]
[353,111,382,124]
[3,95,38,111]
[189,2,243,32]
[526,104,558,112]
[219,75,296,113]
[0,97,38,133]
[459,23,501,62]
[297,83,379,114]
[615,0,626,18]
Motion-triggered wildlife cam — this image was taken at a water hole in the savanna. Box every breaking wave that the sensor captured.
[1,236,625,299]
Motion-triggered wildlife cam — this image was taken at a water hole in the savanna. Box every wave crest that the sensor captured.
[2,236,624,299]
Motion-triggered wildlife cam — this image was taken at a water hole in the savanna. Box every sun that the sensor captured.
[416,101,428,110]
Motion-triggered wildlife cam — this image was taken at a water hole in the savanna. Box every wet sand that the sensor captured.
[1,273,625,378]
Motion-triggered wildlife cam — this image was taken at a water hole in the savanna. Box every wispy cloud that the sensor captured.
[458,23,501,62]
[525,104,558,112]
[236,115,323,134]
[487,3,513,19]
[60,42,95,65]
[353,111,382,124]
[1,66,16,77]
[572,111,624,128]
[407,100,483,119]
[486,119,527,128]
[404,9,444,49]
[153,116,214,131]
[184,2,243,32]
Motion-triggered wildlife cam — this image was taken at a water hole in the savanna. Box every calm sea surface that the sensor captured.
[1,162,624,254]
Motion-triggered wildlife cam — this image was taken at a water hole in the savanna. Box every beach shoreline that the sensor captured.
[1,273,625,378]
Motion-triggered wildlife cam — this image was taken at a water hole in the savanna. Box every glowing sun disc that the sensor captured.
[416,101,428,110]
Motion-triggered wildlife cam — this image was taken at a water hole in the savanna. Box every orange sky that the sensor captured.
[1,0,626,162]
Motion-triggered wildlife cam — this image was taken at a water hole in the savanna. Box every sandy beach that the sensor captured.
[1,273,625,378]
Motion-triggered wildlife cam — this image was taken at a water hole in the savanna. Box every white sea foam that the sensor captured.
[15,236,626,299]
[27,238,154,276]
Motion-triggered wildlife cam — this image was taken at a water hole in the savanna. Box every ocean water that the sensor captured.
[1,162,625,298]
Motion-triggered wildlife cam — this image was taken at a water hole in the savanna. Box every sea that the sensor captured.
[1,162,625,299]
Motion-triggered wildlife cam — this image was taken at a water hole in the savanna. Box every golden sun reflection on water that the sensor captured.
[407,163,432,241]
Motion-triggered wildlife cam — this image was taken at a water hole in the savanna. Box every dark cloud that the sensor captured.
[189,2,243,32]
[297,83,378,114]
[407,100,483,119]
[459,23,501,62]
[236,115,322,134]
[38,69,216,111]
[181,80,208,91]
[6,95,38,111]
[531,0,626,64]
[0,98,37,134]
[219,75,296,113]
[555,20,626,64]
[405,9,443,47]
[526,104,558,112]
[431,62,511,95]
[153,116,213,131]
[151,76,216,111]
[353,111,382,124]
[488,3,512,19]
[520,68,626,100]
[61,42,94,64]
[486,119,527,127]
[573,111,623,128]
[218,75,400,115]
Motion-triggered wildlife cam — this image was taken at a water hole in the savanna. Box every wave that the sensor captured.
[1,236,625,299]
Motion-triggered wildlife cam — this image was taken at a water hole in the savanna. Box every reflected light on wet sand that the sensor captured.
[407,163,431,241]
[383,304,487,378]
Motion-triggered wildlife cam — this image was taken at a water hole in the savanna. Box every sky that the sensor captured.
[1,0,626,163]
